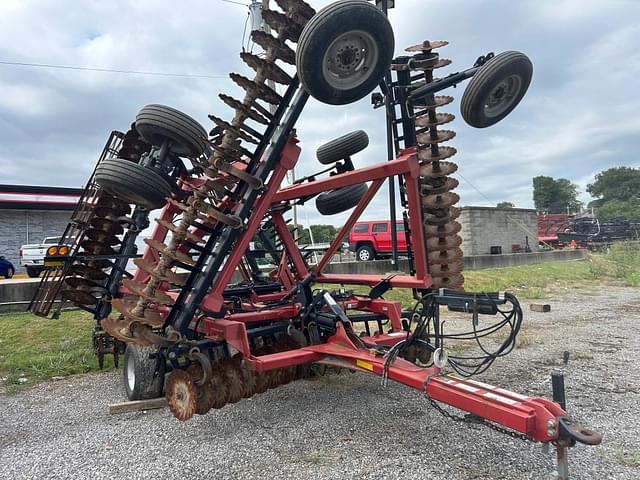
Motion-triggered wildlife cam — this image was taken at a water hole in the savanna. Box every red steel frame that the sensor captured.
[122,139,576,444]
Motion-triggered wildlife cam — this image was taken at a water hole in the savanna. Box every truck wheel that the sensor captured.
[26,267,41,278]
[460,51,533,128]
[357,244,375,262]
[95,159,172,210]
[135,104,207,158]
[316,182,368,215]
[316,130,369,165]
[296,0,394,105]
[5,267,14,279]
[123,345,165,401]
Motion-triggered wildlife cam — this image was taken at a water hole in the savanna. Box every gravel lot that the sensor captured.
[1,285,639,479]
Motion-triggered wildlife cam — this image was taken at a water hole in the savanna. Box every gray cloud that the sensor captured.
[1,0,638,227]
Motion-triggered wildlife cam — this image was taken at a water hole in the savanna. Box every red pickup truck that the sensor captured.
[348,221,407,261]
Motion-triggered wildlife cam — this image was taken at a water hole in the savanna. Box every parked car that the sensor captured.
[0,256,15,279]
[20,236,62,278]
[348,221,407,261]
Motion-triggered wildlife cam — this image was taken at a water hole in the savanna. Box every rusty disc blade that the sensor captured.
[68,263,108,281]
[122,278,174,305]
[262,9,303,42]
[431,273,465,290]
[428,247,463,265]
[418,146,457,164]
[60,288,98,305]
[405,40,449,52]
[133,258,186,286]
[113,299,165,328]
[230,73,281,105]
[64,276,99,289]
[240,52,292,85]
[85,228,121,246]
[415,112,455,128]
[424,207,461,225]
[97,198,131,217]
[420,160,458,179]
[221,360,245,404]
[416,129,456,146]
[100,317,151,347]
[155,219,204,246]
[208,114,259,145]
[209,368,230,409]
[250,30,296,65]
[422,191,460,209]
[90,217,124,236]
[274,0,315,19]
[409,57,452,71]
[145,238,196,266]
[424,220,462,237]
[166,369,198,421]
[421,176,459,196]
[219,93,269,125]
[429,260,464,276]
[426,234,462,250]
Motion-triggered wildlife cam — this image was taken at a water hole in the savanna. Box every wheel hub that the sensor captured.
[484,74,522,117]
[323,30,379,89]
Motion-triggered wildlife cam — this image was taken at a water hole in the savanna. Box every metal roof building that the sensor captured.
[0,184,81,273]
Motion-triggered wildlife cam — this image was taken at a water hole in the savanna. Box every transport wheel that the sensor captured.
[316,182,368,215]
[460,51,533,128]
[5,267,14,279]
[26,267,42,278]
[356,244,374,262]
[316,130,369,165]
[135,104,207,158]
[123,345,165,401]
[296,0,394,105]
[95,159,172,210]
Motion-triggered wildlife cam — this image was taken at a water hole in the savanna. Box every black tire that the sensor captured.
[5,267,14,279]
[460,51,533,128]
[123,345,165,401]
[26,267,41,278]
[356,244,375,262]
[95,159,172,210]
[135,104,207,158]
[316,182,368,215]
[317,130,369,165]
[296,0,394,105]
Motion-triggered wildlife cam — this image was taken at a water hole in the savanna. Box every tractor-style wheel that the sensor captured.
[460,51,533,128]
[316,182,368,215]
[135,104,207,158]
[95,159,172,210]
[296,0,394,105]
[316,130,369,165]
[123,345,165,401]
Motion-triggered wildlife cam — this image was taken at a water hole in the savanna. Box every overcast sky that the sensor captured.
[1,0,639,226]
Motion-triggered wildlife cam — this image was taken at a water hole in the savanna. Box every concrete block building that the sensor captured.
[0,185,81,272]
[459,206,538,256]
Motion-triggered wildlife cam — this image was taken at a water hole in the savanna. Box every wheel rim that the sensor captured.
[483,74,522,118]
[126,358,136,391]
[322,30,379,90]
[359,249,370,261]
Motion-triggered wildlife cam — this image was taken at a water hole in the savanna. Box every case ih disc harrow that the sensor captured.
[30,1,600,477]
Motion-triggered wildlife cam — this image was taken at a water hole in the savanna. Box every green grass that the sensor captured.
[1,247,637,390]
[588,241,640,286]
[0,311,115,392]
[617,450,640,467]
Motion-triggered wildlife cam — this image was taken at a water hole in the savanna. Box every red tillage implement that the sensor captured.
[30,1,600,478]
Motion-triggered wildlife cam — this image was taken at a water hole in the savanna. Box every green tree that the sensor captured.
[496,201,515,208]
[533,176,582,213]
[309,224,339,243]
[587,167,640,219]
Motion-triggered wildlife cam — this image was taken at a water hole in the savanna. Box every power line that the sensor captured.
[0,60,228,79]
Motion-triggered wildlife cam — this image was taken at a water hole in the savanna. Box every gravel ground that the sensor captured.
[1,285,639,479]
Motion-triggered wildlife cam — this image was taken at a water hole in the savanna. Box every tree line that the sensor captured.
[497,166,639,219]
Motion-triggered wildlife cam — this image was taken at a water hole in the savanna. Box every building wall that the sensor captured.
[0,210,72,272]
[459,207,538,256]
